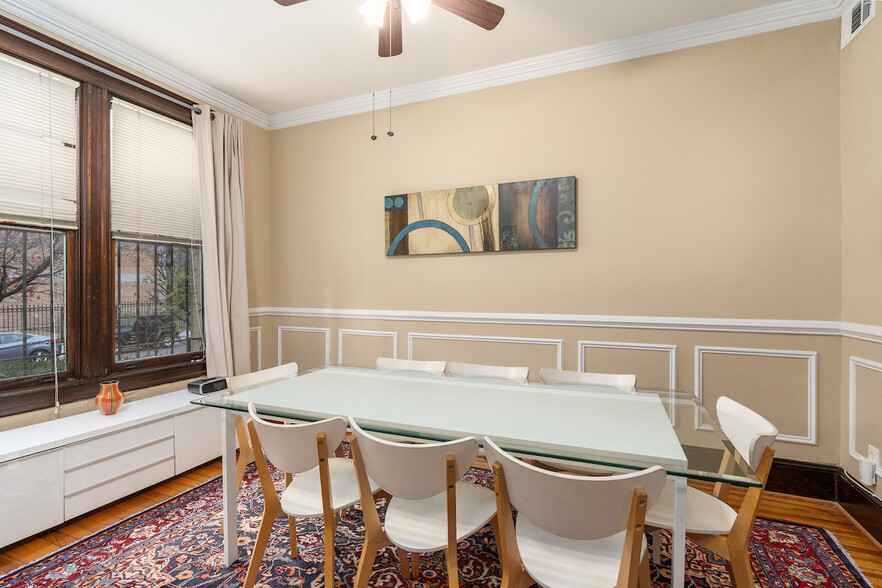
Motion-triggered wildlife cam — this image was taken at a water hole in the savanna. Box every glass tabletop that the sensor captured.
[193,365,761,488]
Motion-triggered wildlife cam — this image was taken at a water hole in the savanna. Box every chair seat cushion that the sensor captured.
[281,457,378,517]
[517,515,647,588]
[643,479,737,536]
[384,481,497,552]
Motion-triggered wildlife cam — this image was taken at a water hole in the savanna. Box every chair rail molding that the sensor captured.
[577,340,678,390]
[337,329,399,365]
[693,345,818,445]
[247,307,882,340]
[277,326,331,366]
[249,326,262,371]
[847,356,882,463]
[407,332,564,369]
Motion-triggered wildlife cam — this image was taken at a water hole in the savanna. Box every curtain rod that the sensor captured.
[0,21,203,115]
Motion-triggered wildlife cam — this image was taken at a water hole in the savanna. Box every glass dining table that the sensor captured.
[192,365,761,588]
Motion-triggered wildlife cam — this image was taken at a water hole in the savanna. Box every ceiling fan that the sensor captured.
[273,0,505,57]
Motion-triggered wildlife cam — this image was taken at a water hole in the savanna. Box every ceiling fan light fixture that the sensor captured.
[358,0,388,27]
[401,0,431,23]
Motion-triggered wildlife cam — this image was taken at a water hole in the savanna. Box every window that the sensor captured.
[0,52,75,384]
[0,18,206,417]
[110,99,204,363]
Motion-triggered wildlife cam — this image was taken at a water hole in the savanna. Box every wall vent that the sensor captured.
[842,0,875,48]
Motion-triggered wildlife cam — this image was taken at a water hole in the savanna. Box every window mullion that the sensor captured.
[75,82,113,382]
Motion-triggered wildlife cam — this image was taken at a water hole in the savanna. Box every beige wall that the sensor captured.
[244,21,850,468]
[840,17,882,498]
[265,22,841,319]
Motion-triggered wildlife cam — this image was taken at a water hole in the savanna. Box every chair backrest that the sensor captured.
[349,417,479,499]
[229,361,299,391]
[376,357,446,376]
[484,436,666,541]
[539,367,636,391]
[447,361,528,383]
[716,396,778,472]
[248,402,346,474]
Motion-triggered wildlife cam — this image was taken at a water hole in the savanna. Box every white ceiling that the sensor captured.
[2,0,840,126]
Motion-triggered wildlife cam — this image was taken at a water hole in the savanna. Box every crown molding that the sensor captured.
[0,0,270,129]
[268,0,839,130]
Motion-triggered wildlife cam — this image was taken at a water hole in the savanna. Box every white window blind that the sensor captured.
[0,53,79,229]
[110,98,200,243]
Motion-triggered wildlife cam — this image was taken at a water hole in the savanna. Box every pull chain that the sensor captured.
[387,89,394,137]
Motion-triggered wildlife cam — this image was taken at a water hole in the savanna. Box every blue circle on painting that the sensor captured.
[385,197,394,210]
[394,196,404,208]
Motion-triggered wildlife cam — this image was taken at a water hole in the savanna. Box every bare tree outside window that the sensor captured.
[0,226,66,379]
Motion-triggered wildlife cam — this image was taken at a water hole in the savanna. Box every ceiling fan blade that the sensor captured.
[274,0,308,5]
[378,0,403,57]
[432,0,504,30]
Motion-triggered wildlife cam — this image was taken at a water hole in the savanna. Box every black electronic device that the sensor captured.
[188,377,228,395]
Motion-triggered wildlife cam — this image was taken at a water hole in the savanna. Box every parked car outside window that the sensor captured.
[0,332,64,359]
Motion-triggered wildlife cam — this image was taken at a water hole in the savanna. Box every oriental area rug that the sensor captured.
[0,465,872,588]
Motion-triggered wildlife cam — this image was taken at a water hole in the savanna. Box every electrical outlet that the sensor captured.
[869,445,880,470]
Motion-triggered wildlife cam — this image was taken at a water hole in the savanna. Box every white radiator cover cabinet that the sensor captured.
[0,390,222,548]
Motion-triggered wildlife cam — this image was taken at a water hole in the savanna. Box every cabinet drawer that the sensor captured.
[64,418,173,470]
[64,457,175,520]
[64,437,175,496]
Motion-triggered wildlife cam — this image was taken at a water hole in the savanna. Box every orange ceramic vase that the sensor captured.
[95,380,124,415]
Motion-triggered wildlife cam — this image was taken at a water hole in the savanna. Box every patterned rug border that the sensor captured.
[3,473,222,578]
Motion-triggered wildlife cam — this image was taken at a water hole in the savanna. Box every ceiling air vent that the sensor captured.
[842,0,875,48]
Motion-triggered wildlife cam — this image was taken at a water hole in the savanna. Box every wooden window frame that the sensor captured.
[0,17,205,418]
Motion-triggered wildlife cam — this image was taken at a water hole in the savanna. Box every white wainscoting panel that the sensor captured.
[338,329,399,365]
[848,356,882,462]
[408,332,564,369]
[578,340,678,390]
[249,326,262,370]
[277,326,331,366]
[693,346,818,445]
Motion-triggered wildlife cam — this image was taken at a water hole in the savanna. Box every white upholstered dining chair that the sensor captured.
[376,356,447,376]
[446,361,528,383]
[227,361,299,494]
[484,436,666,588]
[242,402,380,588]
[645,396,777,588]
[540,367,636,391]
[348,417,498,588]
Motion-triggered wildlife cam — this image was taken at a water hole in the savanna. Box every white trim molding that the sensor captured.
[250,306,845,336]
[693,346,818,445]
[407,332,564,369]
[578,341,678,390]
[848,356,882,462]
[249,326,262,370]
[337,329,399,365]
[277,326,331,367]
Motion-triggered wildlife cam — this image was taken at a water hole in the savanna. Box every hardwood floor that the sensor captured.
[1,459,880,587]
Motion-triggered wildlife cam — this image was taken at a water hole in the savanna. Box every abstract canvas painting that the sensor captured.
[385,176,575,256]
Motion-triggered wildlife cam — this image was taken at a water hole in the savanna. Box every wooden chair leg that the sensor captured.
[288,515,298,558]
[323,516,338,587]
[243,507,280,588]
[396,548,411,579]
[727,551,756,588]
[353,536,381,588]
[410,552,420,579]
[651,529,661,565]
[447,542,459,588]
[639,550,651,588]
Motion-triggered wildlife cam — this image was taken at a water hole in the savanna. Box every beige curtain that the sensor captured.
[193,105,251,377]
